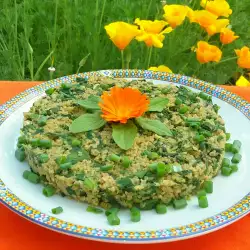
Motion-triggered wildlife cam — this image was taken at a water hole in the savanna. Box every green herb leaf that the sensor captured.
[76,95,101,110]
[69,112,106,133]
[148,97,169,112]
[136,117,173,136]
[112,120,137,150]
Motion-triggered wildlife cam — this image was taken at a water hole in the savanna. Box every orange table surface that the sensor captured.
[0,81,250,250]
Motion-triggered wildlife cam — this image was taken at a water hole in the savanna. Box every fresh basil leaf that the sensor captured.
[148,97,169,112]
[69,112,106,133]
[136,117,173,136]
[76,95,101,110]
[112,120,137,150]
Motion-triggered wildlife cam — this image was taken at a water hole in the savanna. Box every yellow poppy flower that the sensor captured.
[235,46,250,69]
[148,65,173,73]
[135,18,172,48]
[200,0,232,18]
[220,28,239,45]
[236,76,250,87]
[163,5,194,28]
[105,22,140,50]
[192,10,229,36]
[196,41,222,63]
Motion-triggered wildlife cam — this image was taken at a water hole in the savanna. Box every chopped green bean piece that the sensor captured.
[130,207,141,222]
[231,140,242,154]
[221,167,232,176]
[147,152,159,160]
[217,135,224,141]
[71,139,81,147]
[161,87,171,94]
[109,154,121,163]
[213,104,220,113]
[232,153,242,164]
[15,148,26,162]
[175,98,182,105]
[45,88,55,95]
[107,213,120,226]
[84,178,96,190]
[37,116,47,126]
[225,143,232,152]
[18,136,27,144]
[199,129,212,137]
[148,162,158,172]
[43,185,56,197]
[156,162,166,177]
[194,134,205,142]
[199,92,209,101]
[27,172,40,184]
[59,162,72,170]
[51,206,63,214]
[39,154,49,163]
[30,138,40,147]
[198,196,208,208]
[100,165,112,172]
[156,204,167,214]
[231,164,238,173]
[86,206,103,214]
[56,156,67,165]
[222,158,230,168]
[173,199,187,209]
[121,156,131,168]
[23,170,31,180]
[197,189,206,198]
[204,180,213,193]
[179,105,189,114]
[75,173,85,181]
[226,133,231,141]
[61,83,71,89]
[105,207,119,216]
[39,139,52,149]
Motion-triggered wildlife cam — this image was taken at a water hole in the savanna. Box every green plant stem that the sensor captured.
[121,50,125,69]
[216,57,238,65]
[146,47,153,69]
[98,0,106,35]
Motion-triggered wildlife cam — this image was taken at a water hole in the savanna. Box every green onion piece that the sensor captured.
[38,139,52,149]
[45,88,55,95]
[175,98,182,105]
[51,206,63,214]
[83,178,96,190]
[130,207,141,222]
[199,92,209,101]
[43,185,56,197]
[231,153,242,164]
[27,172,40,184]
[204,180,213,193]
[221,167,232,176]
[222,158,230,168]
[225,143,232,152]
[109,154,121,163]
[23,170,31,180]
[231,164,238,173]
[37,116,47,126]
[194,134,205,142]
[156,162,166,177]
[86,206,103,214]
[197,189,206,198]
[226,133,231,141]
[199,129,212,137]
[56,156,67,165]
[100,165,112,172]
[198,196,208,208]
[121,156,131,168]
[39,154,49,163]
[231,140,242,154]
[179,105,189,114]
[15,148,26,162]
[105,207,119,216]
[148,163,158,172]
[147,152,159,160]
[156,204,167,214]
[71,139,81,147]
[30,138,40,147]
[59,162,72,170]
[107,213,120,226]
[173,199,187,209]
[18,136,27,144]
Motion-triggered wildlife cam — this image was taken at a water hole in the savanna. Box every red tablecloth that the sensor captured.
[0,81,250,250]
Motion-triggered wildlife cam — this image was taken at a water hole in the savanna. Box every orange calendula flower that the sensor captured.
[135,18,172,48]
[236,76,250,87]
[148,65,173,73]
[99,86,149,124]
[220,28,239,45]
[235,46,250,69]
[192,10,229,36]
[200,0,232,18]
[196,41,222,63]
[105,22,140,50]
[163,5,194,28]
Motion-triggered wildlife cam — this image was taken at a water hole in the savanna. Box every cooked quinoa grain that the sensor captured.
[17,77,226,209]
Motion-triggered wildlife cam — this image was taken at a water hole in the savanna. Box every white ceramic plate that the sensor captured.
[0,70,250,243]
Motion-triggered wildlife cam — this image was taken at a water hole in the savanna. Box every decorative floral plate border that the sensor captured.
[0,70,250,243]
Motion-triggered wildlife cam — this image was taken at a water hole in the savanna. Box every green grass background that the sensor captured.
[0,0,249,84]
